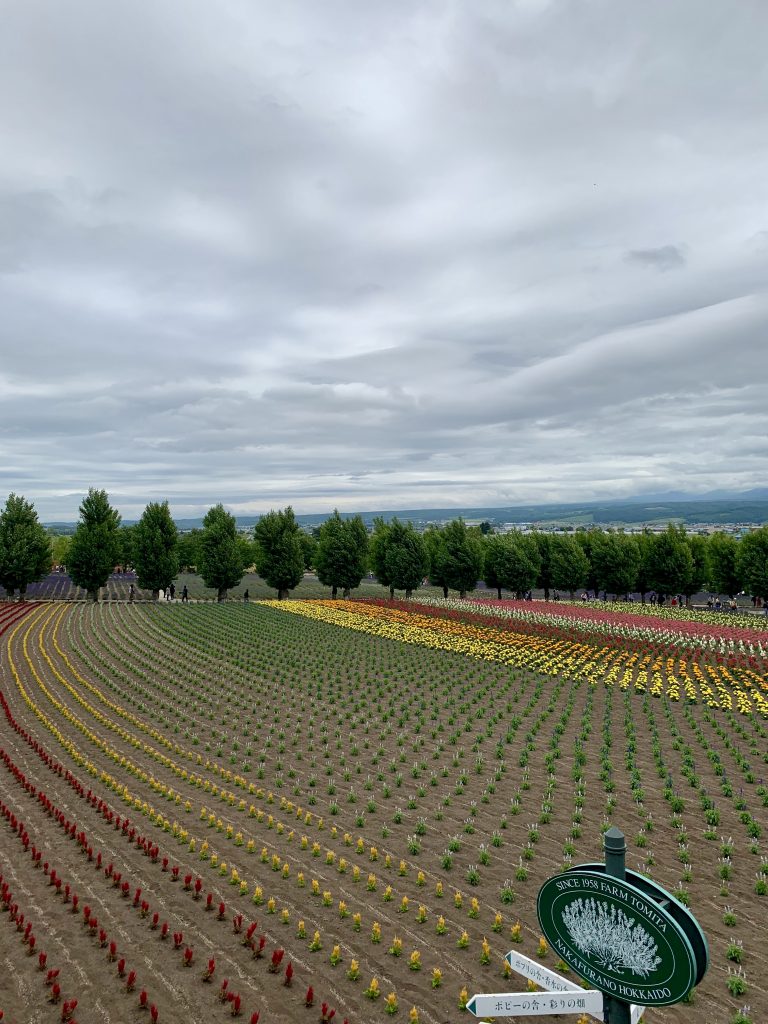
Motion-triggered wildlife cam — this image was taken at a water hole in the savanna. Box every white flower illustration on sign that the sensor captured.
[562,897,662,977]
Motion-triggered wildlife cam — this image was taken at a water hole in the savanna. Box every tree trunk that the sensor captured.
[343,588,350,599]
[389,585,395,600]
[569,590,575,601]
[405,588,413,599]
[89,588,99,603]
[18,584,27,602]
[496,587,502,600]
[331,586,338,599]
[442,585,448,599]
[152,589,160,601]
[217,588,227,602]
[278,588,289,600]
[544,587,550,601]
[459,590,466,599]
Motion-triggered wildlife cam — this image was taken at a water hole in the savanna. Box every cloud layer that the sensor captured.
[1,0,767,519]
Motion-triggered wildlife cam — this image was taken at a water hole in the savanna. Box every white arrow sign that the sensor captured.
[467,990,604,1018]
[505,951,583,993]
[504,951,645,1023]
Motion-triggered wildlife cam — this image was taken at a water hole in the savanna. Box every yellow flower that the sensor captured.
[364,978,380,1000]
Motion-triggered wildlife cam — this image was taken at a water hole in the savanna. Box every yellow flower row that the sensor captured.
[262,601,768,717]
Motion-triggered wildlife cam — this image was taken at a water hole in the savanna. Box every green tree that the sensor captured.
[238,535,256,571]
[574,529,602,598]
[592,532,640,599]
[645,525,693,601]
[199,504,245,602]
[370,518,427,599]
[550,534,589,598]
[423,526,450,598]
[50,533,71,569]
[707,532,740,597]
[483,532,541,599]
[133,501,179,600]
[683,534,708,604]
[387,521,428,598]
[177,529,202,572]
[0,493,51,600]
[531,532,554,600]
[299,532,317,571]
[440,518,484,598]
[634,530,655,602]
[736,526,768,600]
[67,489,121,602]
[315,511,368,598]
[254,507,305,600]
[369,518,394,597]
[116,524,137,568]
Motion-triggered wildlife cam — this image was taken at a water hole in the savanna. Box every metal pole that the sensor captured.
[603,827,631,1024]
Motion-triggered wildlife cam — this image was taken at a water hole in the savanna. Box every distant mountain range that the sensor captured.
[44,490,768,532]
[613,487,768,503]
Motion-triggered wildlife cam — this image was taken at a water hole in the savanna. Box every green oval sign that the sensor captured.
[537,871,697,1006]
[567,862,709,985]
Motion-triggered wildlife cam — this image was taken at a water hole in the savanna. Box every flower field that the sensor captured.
[0,572,147,602]
[1,599,767,1023]
[269,599,768,717]
[0,571,428,603]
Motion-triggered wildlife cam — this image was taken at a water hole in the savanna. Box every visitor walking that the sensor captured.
[181,585,188,603]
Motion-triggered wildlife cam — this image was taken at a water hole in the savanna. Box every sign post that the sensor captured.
[537,827,708,1016]
[602,828,631,1024]
[503,950,646,1023]
[470,828,707,1023]
[466,990,604,1018]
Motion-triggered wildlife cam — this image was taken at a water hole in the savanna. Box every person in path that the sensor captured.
[181,585,188,603]
[243,589,249,603]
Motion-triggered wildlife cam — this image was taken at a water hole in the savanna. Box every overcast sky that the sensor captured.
[2,1,767,521]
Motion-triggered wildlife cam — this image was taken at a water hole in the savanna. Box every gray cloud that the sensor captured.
[1,0,767,520]
[625,245,686,271]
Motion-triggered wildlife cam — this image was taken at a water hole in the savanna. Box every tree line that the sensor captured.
[1,489,768,603]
